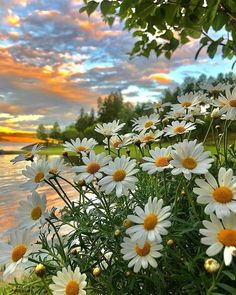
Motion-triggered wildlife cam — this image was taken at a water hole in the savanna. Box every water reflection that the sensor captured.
[0,153,79,236]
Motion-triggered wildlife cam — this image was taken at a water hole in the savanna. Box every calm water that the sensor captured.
[0,142,79,237]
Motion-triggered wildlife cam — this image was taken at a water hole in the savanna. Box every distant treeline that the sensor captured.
[36,72,236,143]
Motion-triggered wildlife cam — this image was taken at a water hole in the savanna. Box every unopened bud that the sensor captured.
[123,219,133,228]
[162,118,169,125]
[114,229,121,237]
[93,267,101,277]
[204,258,220,273]
[167,239,174,246]
[63,151,68,157]
[215,125,221,130]
[211,108,221,119]
[35,263,46,277]
[77,179,86,187]
[125,271,132,277]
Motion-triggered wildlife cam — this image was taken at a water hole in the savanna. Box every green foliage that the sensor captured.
[49,122,62,140]
[62,125,80,141]
[80,0,236,62]
[36,124,48,142]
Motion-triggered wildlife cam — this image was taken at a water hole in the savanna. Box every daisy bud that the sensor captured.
[204,258,220,273]
[125,271,132,277]
[162,118,169,125]
[211,108,221,119]
[134,140,141,146]
[77,179,86,187]
[215,125,221,130]
[167,239,174,246]
[93,267,102,277]
[114,229,121,237]
[35,263,46,277]
[123,218,133,228]
[181,189,186,196]
[62,151,68,157]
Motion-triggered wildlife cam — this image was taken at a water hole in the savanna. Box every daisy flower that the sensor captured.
[0,229,38,280]
[141,147,172,174]
[121,237,163,273]
[48,157,66,175]
[165,108,186,120]
[63,138,97,155]
[103,134,132,150]
[73,151,111,184]
[216,86,236,120]
[170,139,214,180]
[164,121,196,137]
[200,213,236,266]
[201,82,228,97]
[193,168,236,218]
[132,113,160,132]
[98,156,138,197]
[49,266,87,295]
[126,197,171,245]
[140,130,163,148]
[174,92,206,112]
[16,191,47,229]
[22,158,50,191]
[95,120,125,137]
[11,144,42,164]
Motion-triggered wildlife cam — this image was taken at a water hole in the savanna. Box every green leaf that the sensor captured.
[101,1,113,16]
[207,42,218,58]
[223,270,236,281]
[136,3,157,18]
[87,1,99,15]
[217,283,236,294]
[79,6,87,13]
[119,0,135,18]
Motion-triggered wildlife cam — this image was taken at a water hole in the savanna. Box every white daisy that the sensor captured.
[170,139,214,180]
[0,229,38,280]
[49,266,87,295]
[164,121,196,137]
[174,92,206,112]
[73,151,111,184]
[98,156,138,197]
[16,191,47,229]
[193,168,236,218]
[103,134,132,150]
[121,237,163,273]
[95,120,125,137]
[63,137,97,155]
[126,197,171,245]
[165,108,186,120]
[216,86,236,120]
[132,113,160,132]
[141,147,172,174]
[11,144,42,164]
[201,82,228,96]
[200,213,236,266]
[140,130,164,148]
[48,157,66,175]
[22,158,50,191]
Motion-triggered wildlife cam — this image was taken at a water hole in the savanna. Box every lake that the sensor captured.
[0,142,79,237]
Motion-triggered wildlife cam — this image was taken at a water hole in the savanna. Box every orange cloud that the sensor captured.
[149,73,172,84]
[6,13,20,26]
[0,101,22,113]
[0,50,98,106]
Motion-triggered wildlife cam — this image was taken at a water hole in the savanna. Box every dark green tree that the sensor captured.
[50,122,61,140]
[36,124,48,142]
[80,0,236,63]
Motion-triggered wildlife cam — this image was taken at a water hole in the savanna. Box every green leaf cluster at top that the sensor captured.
[80,0,236,63]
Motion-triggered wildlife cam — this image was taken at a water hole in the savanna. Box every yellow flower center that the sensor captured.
[76,146,86,152]
[34,172,44,183]
[50,168,57,174]
[11,244,27,262]
[173,126,186,133]
[65,280,80,295]
[155,156,170,167]
[113,140,122,148]
[144,121,154,128]
[218,229,236,246]
[112,169,126,182]
[182,157,197,170]
[181,101,192,107]
[31,206,42,220]
[144,135,154,142]
[229,99,236,107]
[144,213,158,230]
[213,186,233,203]
[86,162,101,174]
[155,103,161,108]
[135,241,151,256]
[24,152,32,159]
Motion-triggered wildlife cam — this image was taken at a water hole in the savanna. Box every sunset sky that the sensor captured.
[0,0,234,135]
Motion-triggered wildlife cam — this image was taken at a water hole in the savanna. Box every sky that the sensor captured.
[0,0,234,134]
